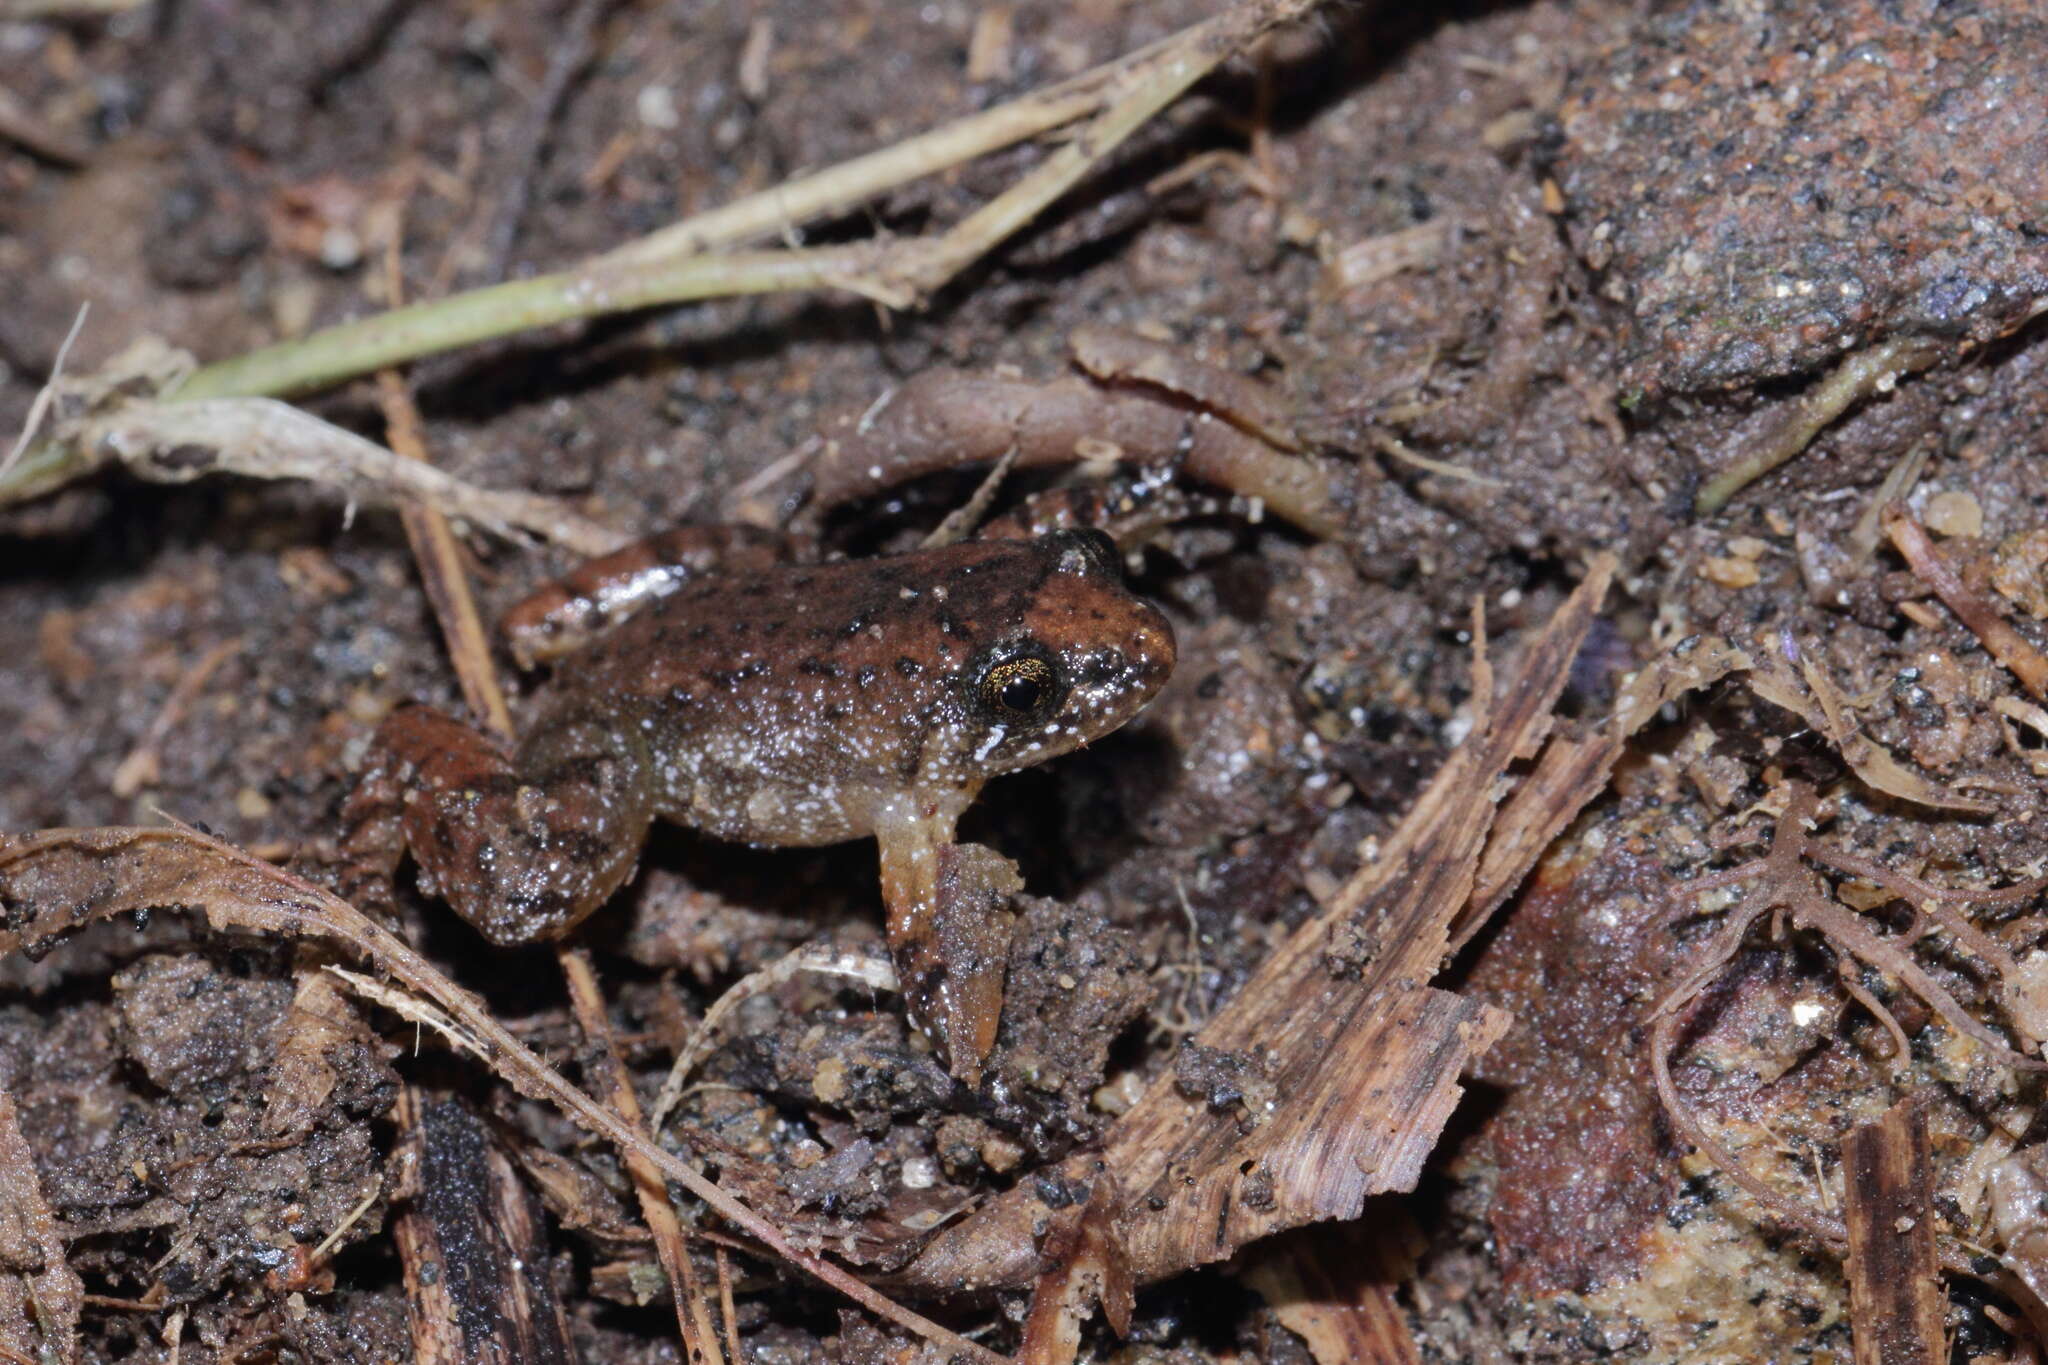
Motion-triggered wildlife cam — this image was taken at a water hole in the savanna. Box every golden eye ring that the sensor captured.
[979,653,1060,723]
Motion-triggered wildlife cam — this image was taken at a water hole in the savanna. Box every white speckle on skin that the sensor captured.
[973,726,1008,762]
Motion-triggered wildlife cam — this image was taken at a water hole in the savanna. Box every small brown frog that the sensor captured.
[343,527,1175,1081]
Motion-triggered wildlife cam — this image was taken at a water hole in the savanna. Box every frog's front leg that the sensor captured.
[874,800,1022,1085]
[341,703,656,946]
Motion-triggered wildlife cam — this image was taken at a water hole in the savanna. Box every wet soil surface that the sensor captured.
[3,0,2048,1361]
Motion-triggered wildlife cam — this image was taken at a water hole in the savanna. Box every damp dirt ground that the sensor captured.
[3,1,2048,1361]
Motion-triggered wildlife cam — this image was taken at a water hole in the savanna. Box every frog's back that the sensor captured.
[538,533,1171,847]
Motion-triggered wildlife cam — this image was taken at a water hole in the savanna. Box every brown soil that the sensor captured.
[3,0,2047,1361]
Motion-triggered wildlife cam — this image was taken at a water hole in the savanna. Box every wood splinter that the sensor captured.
[1843,1097,1943,1365]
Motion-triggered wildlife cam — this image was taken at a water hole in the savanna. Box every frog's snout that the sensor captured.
[1129,604,1177,697]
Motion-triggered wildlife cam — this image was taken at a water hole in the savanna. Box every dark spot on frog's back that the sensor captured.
[798,657,842,678]
[895,656,924,677]
[856,665,880,688]
[937,611,971,641]
[708,660,771,691]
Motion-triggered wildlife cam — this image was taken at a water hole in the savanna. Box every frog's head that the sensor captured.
[954,528,1176,778]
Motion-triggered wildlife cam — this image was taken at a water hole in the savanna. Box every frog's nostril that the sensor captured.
[1080,648,1126,685]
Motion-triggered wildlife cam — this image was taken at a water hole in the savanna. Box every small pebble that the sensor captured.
[1091,1070,1148,1116]
[810,1056,848,1105]
[1923,489,1982,538]
[978,1135,1024,1174]
[1700,556,1760,589]
[318,225,361,271]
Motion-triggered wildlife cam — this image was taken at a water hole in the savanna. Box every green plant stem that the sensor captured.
[173,247,875,402]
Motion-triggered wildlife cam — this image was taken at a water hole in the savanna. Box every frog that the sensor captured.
[341,526,1176,1083]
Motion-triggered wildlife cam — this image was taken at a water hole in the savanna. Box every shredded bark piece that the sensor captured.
[0,1090,83,1365]
[1843,1098,1943,1365]
[1239,1222,1424,1365]
[391,1088,577,1365]
[561,946,722,1362]
[1016,1171,1132,1365]
[1451,634,1752,953]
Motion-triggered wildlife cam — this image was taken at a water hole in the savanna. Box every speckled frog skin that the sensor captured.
[344,528,1175,1080]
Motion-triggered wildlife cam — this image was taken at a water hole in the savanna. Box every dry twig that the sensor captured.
[375,229,517,738]
[650,942,896,1129]
[73,398,618,554]
[1886,503,2048,700]
[1843,1098,1943,1365]
[0,303,88,483]
[175,0,1317,403]
[2,0,1325,518]
[814,367,1349,537]
[561,947,722,1363]
[1695,337,1943,515]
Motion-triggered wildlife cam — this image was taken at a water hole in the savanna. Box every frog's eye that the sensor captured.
[973,647,1065,726]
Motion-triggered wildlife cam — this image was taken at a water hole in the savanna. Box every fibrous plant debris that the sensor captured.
[1650,783,2048,1255]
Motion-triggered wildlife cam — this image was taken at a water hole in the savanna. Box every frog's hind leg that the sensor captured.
[503,524,804,668]
[342,704,656,946]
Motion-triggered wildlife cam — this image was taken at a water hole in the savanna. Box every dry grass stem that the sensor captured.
[561,947,723,1364]
[77,398,618,553]
[1696,336,1943,514]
